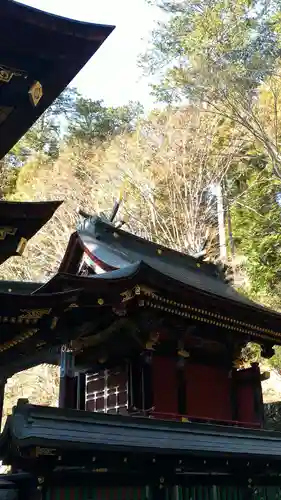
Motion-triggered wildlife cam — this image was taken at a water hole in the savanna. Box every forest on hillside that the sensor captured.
[2,0,281,411]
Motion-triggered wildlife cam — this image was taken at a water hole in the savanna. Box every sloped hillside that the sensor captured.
[262,368,281,404]
[3,365,59,425]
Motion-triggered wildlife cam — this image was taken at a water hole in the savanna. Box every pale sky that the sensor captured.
[18,0,164,108]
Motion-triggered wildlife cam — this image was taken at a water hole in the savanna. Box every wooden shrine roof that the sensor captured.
[77,216,281,316]
[3,401,281,472]
[77,216,258,307]
[0,1,114,159]
[0,200,62,264]
[0,208,281,378]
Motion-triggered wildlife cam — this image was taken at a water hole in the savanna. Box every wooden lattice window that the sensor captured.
[86,367,128,414]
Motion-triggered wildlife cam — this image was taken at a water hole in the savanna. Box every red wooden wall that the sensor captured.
[85,359,262,427]
[151,356,178,415]
[184,362,232,421]
[235,365,262,426]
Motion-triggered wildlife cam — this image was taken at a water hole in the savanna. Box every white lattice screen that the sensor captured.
[86,367,128,414]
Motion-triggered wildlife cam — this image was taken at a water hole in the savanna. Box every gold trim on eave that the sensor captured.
[141,289,281,340]
[0,329,38,353]
[0,308,52,326]
[144,299,278,342]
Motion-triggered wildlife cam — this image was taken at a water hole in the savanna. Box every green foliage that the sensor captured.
[268,347,281,370]
[66,98,143,145]
[0,161,19,198]
[241,343,261,364]
[8,87,79,165]
[15,156,50,196]
[231,166,281,301]
[144,0,281,103]
[20,117,60,159]
[143,0,281,179]
[264,402,281,430]
[7,90,143,171]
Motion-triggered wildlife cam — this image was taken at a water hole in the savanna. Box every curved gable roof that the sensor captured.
[0,1,114,159]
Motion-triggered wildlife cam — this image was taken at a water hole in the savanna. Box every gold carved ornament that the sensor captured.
[0,68,13,83]
[0,308,52,326]
[35,447,56,457]
[63,303,79,313]
[145,332,160,351]
[29,81,43,107]
[0,227,17,241]
[0,310,52,353]
[18,308,52,323]
[120,285,142,303]
[0,65,27,84]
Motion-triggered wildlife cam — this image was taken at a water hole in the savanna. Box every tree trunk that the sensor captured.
[216,182,227,262]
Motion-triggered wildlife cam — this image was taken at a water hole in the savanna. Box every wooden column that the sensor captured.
[141,351,153,414]
[59,347,76,409]
[230,367,239,422]
[252,362,265,427]
[76,372,86,410]
[229,343,241,423]
[0,378,6,430]
[233,363,264,427]
[177,356,187,416]
[128,357,142,412]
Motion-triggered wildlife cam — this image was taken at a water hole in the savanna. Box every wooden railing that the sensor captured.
[127,408,261,429]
